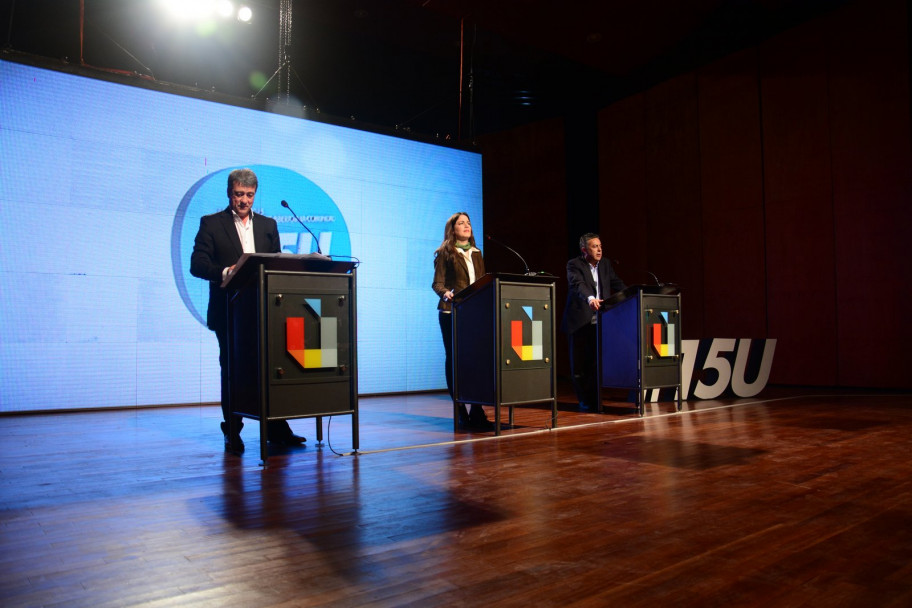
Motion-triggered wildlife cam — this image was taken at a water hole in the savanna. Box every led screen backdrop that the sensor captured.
[0,59,483,412]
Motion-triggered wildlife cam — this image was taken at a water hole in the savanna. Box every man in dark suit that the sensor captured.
[190,168,305,453]
[561,232,626,412]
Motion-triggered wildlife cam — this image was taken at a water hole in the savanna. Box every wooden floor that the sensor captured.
[2,387,912,607]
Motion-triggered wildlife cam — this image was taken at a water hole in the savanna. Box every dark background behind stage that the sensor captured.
[3,0,910,391]
[479,0,911,389]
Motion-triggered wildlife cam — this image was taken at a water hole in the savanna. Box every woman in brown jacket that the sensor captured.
[432,212,493,430]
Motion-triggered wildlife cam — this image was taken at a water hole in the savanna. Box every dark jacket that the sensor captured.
[432,248,485,312]
[189,207,281,331]
[560,256,625,334]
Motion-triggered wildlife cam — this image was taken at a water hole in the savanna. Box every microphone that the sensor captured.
[647,271,664,286]
[281,200,323,255]
[485,234,531,275]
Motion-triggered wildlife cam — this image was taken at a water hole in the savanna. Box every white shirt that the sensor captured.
[588,262,600,300]
[587,262,600,323]
[221,211,256,281]
[233,210,256,254]
[457,247,478,285]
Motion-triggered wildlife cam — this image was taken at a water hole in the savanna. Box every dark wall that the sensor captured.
[827,0,912,387]
[602,0,911,388]
[482,0,912,389]
[760,17,840,385]
[479,117,568,280]
[479,118,572,377]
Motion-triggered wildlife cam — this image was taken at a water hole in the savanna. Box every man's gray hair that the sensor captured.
[227,168,258,193]
[579,232,599,251]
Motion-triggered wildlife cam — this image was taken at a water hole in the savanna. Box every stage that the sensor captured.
[2,388,911,606]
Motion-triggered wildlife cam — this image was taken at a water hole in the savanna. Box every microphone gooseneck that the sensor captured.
[485,234,532,275]
[281,199,323,255]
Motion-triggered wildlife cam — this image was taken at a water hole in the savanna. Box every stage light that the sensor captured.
[158,0,247,23]
[158,0,212,21]
[216,0,234,19]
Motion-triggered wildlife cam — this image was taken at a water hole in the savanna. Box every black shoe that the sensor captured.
[579,402,600,413]
[221,421,245,453]
[469,406,495,431]
[456,404,471,428]
[269,433,307,446]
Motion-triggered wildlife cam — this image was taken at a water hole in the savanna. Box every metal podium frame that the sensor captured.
[224,253,358,464]
[451,273,558,435]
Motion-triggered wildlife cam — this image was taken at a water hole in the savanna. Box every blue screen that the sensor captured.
[0,59,483,412]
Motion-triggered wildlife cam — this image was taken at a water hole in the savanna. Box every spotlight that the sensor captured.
[159,0,214,21]
[159,0,245,22]
[216,0,234,19]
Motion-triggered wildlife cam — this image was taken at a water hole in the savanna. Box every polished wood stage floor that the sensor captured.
[2,387,911,607]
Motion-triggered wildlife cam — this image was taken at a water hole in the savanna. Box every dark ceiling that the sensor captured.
[1,0,846,142]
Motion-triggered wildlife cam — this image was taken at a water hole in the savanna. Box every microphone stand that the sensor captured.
[281,200,325,256]
[485,234,533,275]
[647,271,680,293]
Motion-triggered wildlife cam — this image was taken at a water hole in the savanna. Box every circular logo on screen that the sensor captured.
[171,165,351,326]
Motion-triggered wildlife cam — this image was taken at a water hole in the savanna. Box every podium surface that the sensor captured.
[224,253,358,463]
[452,273,557,434]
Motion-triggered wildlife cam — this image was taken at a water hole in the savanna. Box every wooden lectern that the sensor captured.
[599,285,683,416]
[451,273,557,435]
[223,253,358,464]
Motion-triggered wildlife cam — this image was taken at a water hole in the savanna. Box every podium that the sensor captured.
[452,273,557,435]
[223,253,358,464]
[599,285,682,416]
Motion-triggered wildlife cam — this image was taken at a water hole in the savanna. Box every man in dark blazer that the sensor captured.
[190,168,305,453]
[561,232,626,412]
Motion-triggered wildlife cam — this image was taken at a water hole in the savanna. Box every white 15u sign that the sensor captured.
[646,338,777,401]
